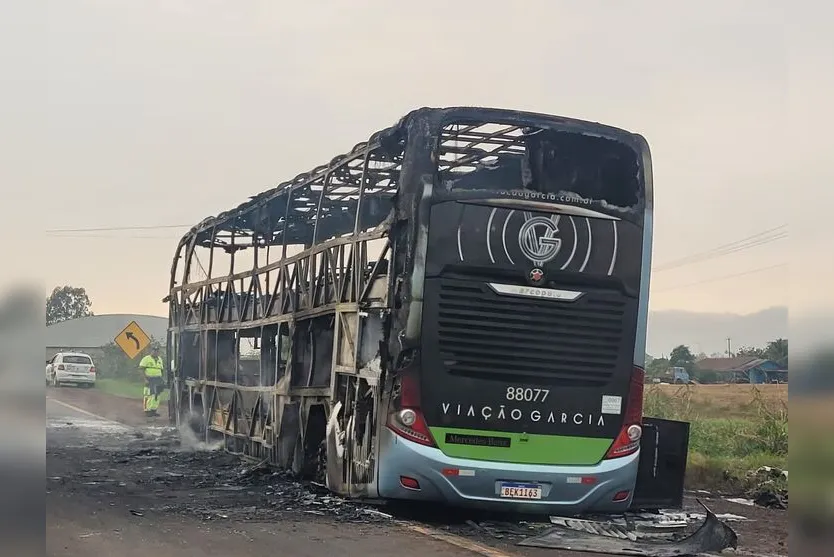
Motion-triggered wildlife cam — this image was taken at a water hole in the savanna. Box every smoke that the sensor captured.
[175,410,223,453]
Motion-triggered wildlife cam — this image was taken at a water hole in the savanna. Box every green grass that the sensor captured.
[643,385,788,492]
[95,377,170,402]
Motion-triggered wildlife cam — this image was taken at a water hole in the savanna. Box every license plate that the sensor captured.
[499,482,542,500]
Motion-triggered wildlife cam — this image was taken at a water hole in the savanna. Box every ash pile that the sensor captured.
[103,427,394,524]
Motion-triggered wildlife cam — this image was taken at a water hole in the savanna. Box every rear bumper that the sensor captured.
[55,372,95,384]
[377,429,639,515]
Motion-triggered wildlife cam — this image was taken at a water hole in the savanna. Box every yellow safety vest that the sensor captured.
[139,355,164,378]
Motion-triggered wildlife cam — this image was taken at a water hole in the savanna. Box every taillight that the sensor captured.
[613,490,631,502]
[89,367,96,374]
[400,476,421,490]
[386,372,436,448]
[604,366,645,459]
[57,364,65,370]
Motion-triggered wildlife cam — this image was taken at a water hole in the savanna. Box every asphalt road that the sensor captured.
[46,389,788,557]
[45,397,482,557]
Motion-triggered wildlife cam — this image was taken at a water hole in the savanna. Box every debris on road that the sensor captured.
[548,517,642,542]
[710,466,789,511]
[48,425,396,525]
[746,466,788,510]
[47,412,786,556]
[362,509,393,520]
[714,513,748,522]
[461,519,540,540]
[520,502,738,556]
[725,497,756,506]
[751,490,787,510]
[752,466,788,481]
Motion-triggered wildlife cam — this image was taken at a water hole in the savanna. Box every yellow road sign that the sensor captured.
[115,320,151,359]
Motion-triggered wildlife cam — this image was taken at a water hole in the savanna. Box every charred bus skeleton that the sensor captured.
[166,107,690,514]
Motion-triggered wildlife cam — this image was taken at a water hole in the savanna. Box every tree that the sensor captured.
[737,346,765,358]
[646,357,670,379]
[765,338,788,366]
[669,345,696,369]
[46,286,93,325]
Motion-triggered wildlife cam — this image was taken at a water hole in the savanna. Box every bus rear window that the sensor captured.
[437,122,641,209]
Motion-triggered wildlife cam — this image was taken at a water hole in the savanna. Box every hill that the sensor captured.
[647,306,787,357]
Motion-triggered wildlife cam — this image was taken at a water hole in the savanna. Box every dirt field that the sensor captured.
[648,383,788,418]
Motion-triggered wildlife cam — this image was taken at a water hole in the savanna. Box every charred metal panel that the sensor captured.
[167,107,405,484]
[276,401,300,469]
[335,312,358,368]
[310,318,334,387]
[631,417,690,510]
[519,503,737,556]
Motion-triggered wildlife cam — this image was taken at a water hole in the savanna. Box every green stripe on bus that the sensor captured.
[429,427,613,466]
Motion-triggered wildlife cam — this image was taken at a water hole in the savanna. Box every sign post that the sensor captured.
[115,320,152,359]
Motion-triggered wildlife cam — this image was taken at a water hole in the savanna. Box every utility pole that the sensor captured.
[726,337,732,358]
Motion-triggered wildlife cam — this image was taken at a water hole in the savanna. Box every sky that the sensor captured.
[4,1,831,328]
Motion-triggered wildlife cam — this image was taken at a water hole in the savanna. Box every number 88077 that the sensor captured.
[505,387,549,403]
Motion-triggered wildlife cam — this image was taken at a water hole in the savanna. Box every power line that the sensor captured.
[45,222,789,293]
[652,263,787,293]
[46,219,784,247]
[45,224,192,233]
[46,233,179,240]
[655,231,786,271]
[653,224,787,272]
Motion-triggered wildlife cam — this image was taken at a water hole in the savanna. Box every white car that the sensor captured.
[46,352,96,388]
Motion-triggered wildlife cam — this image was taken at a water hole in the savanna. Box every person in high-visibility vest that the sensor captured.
[139,346,164,417]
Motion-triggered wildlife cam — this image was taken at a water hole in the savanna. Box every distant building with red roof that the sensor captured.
[694,356,787,384]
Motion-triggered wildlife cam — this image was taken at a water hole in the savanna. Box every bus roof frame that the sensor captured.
[174,106,642,251]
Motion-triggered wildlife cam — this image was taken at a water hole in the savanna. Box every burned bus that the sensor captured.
[166,107,689,514]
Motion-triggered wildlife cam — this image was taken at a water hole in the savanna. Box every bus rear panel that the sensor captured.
[378,112,653,514]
